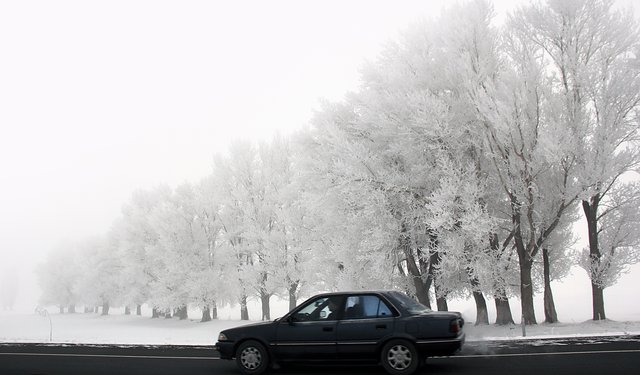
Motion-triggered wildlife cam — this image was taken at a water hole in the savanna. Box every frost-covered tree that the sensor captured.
[273,179,320,311]
[116,185,171,317]
[145,182,214,320]
[212,135,308,320]
[578,181,640,306]
[466,0,584,325]
[255,134,320,311]
[192,176,225,321]
[74,234,123,315]
[299,4,496,315]
[212,139,285,320]
[424,0,505,324]
[36,240,81,314]
[512,0,640,321]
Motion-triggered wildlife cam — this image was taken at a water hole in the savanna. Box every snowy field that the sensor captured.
[1,304,639,346]
[3,268,640,345]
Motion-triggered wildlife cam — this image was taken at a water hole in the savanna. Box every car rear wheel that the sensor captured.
[380,339,419,375]
[236,340,269,375]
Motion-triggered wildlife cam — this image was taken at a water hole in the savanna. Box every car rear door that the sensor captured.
[336,294,395,360]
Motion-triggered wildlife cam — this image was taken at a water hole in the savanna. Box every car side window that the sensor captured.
[294,296,342,321]
[377,299,393,317]
[344,295,394,319]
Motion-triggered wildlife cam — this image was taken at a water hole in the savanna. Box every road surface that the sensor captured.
[1,335,638,375]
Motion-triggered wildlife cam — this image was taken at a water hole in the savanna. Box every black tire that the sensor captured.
[380,339,420,375]
[235,340,269,375]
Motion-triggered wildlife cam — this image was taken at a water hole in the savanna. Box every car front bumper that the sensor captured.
[215,341,235,360]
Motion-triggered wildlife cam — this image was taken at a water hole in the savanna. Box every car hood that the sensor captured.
[220,320,277,340]
[224,320,275,332]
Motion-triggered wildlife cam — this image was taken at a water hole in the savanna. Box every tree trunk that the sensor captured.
[151,307,160,318]
[494,295,515,325]
[412,274,431,308]
[261,292,271,321]
[164,308,172,319]
[240,295,249,320]
[518,257,536,325]
[433,276,448,311]
[489,232,514,325]
[583,198,607,321]
[512,193,537,325]
[592,283,606,320]
[59,305,64,314]
[101,301,109,316]
[136,305,142,316]
[288,281,299,311]
[425,230,443,303]
[176,305,188,320]
[514,225,536,324]
[424,249,443,310]
[543,247,558,323]
[201,306,212,322]
[399,232,431,308]
[68,304,76,314]
[124,306,131,315]
[472,291,489,325]
[435,295,448,311]
[469,274,489,325]
[212,301,218,319]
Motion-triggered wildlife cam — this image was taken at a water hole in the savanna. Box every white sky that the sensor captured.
[1,0,639,316]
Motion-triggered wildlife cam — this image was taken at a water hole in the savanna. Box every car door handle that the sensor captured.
[322,326,334,332]
[376,324,387,330]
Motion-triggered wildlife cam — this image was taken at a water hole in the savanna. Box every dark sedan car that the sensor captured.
[215,290,465,375]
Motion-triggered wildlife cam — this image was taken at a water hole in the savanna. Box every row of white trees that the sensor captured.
[38,0,640,324]
[37,137,320,321]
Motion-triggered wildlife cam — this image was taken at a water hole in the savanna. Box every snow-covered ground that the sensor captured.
[1,306,639,346]
[3,269,640,346]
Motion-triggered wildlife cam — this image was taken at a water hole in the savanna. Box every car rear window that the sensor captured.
[389,291,431,314]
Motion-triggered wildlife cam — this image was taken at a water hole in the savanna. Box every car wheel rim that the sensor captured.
[240,347,262,370]
[387,344,412,370]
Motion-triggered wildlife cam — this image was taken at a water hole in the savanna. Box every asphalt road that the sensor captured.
[1,335,639,375]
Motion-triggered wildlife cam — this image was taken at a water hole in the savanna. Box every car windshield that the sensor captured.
[389,292,431,314]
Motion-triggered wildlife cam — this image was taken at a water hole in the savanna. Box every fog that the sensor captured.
[1,0,640,322]
[1,0,433,312]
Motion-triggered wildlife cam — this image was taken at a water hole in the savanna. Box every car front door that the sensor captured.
[336,294,395,360]
[275,296,344,361]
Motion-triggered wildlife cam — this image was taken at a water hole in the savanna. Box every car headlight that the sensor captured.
[218,332,228,341]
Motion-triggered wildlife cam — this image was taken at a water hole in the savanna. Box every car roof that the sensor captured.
[312,290,397,297]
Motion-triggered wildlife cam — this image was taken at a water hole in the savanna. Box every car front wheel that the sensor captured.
[380,339,419,375]
[236,340,269,375]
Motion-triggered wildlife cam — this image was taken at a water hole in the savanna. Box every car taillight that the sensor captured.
[449,319,462,333]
